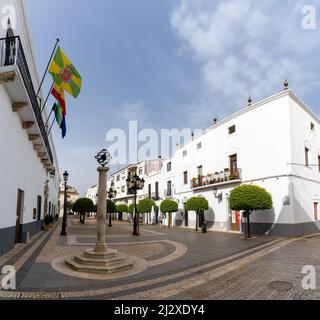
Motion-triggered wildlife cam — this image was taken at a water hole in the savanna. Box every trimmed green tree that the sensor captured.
[229,185,273,239]
[185,197,209,232]
[73,198,95,224]
[160,200,178,227]
[128,203,135,214]
[107,200,117,227]
[116,204,128,221]
[128,203,136,223]
[138,199,156,224]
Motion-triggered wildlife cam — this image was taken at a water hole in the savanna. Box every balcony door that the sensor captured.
[230,154,238,176]
[15,189,24,244]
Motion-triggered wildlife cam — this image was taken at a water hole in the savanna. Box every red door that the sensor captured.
[231,210,241,232]
[314,203,318,221]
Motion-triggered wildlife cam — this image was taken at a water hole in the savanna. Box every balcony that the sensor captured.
[163,189,173,198]
[0,36,53,166]
[191,168,242,190]
[151,192,160,201]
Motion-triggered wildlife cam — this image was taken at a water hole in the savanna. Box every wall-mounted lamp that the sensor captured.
[213,188,223,201]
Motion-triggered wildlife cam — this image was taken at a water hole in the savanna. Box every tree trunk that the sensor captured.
[196,212,198,232]
[247,212,251,239]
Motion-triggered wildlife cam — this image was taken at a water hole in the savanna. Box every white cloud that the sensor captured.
[171,0,320,124]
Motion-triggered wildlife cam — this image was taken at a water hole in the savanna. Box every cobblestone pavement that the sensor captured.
[1,217,320,300]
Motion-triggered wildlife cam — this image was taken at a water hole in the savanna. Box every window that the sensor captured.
[198,166,203,177]
[155,182,159,199]
[183,171,188,185]
[305,147,309,167]
[311,122,315,131]
[148,184,152,199]
[318,155,320,172]
[314,203,319,221]
[230,154,238,176]
[197,142,202,150]
[116,175,120,182]
[139,168,143,175]
[228,125,236,135]
[183,150,187,157]
[37,196,42,221]
[121,186,125,193]
[167,181,172,197]
[167,162,172,172]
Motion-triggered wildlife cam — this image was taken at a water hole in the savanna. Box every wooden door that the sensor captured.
[15,190,24,244]
[230,210,241,232]
[230,154,238,176]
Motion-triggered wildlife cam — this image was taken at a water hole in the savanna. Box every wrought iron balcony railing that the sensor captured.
[0,36,53,164]
[191,168,242,189]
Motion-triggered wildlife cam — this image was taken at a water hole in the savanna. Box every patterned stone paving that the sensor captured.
[1,217,320,300]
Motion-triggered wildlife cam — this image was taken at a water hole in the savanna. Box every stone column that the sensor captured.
[94,167,109,253]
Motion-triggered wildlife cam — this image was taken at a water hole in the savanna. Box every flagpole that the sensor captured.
[41,82,54,113]
[47,118,55,136]
[36,38,60,98]
[45,107,54,128]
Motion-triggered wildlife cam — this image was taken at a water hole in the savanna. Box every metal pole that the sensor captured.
[47,118,55,136]
[41,82,54,114]
[61,181,67,236]
[108,196,112,227]
[37,39,60,98]
[133,189,139,236]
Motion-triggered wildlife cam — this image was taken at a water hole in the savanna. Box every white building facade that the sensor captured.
[0,0,60,255]
[109,88,320,237]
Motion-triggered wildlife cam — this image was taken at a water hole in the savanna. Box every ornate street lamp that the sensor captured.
[61,170,69,236]
[107,187,117,227]
[127,174,145,236]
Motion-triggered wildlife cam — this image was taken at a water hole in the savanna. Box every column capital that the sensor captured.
[97,167,109,173]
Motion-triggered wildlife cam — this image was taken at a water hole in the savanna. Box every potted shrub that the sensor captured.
[49,215,54,228]
[44,215,50,231]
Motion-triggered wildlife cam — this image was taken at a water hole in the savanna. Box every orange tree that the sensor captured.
[185,197,209,231]
[160,200,178,227]
[229,185,273,239]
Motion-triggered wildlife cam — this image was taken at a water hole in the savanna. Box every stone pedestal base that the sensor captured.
[66,248,135,274]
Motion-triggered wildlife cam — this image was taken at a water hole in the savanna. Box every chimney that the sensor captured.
[284,79,289,91]
[213,118,218,125]
[248,96,252,107]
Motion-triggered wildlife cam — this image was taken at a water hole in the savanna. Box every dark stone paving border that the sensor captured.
[18,237,282,295]
[0,232,44,269]
[15,222,61,288]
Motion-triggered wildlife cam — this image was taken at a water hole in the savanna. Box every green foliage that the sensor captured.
[107,200,116,213]
[160,200,178,213]
[93,204,97,213]
[116,204,129,214]
[44,215,50,225]
[229,185,273,213]
[185,197,209,213]
[128,203,135,214]
[72,198,95,215]
[138,199,156,213]
[66,201,73,211]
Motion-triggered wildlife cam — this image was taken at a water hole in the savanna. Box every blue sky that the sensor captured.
[27,0,320,195]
